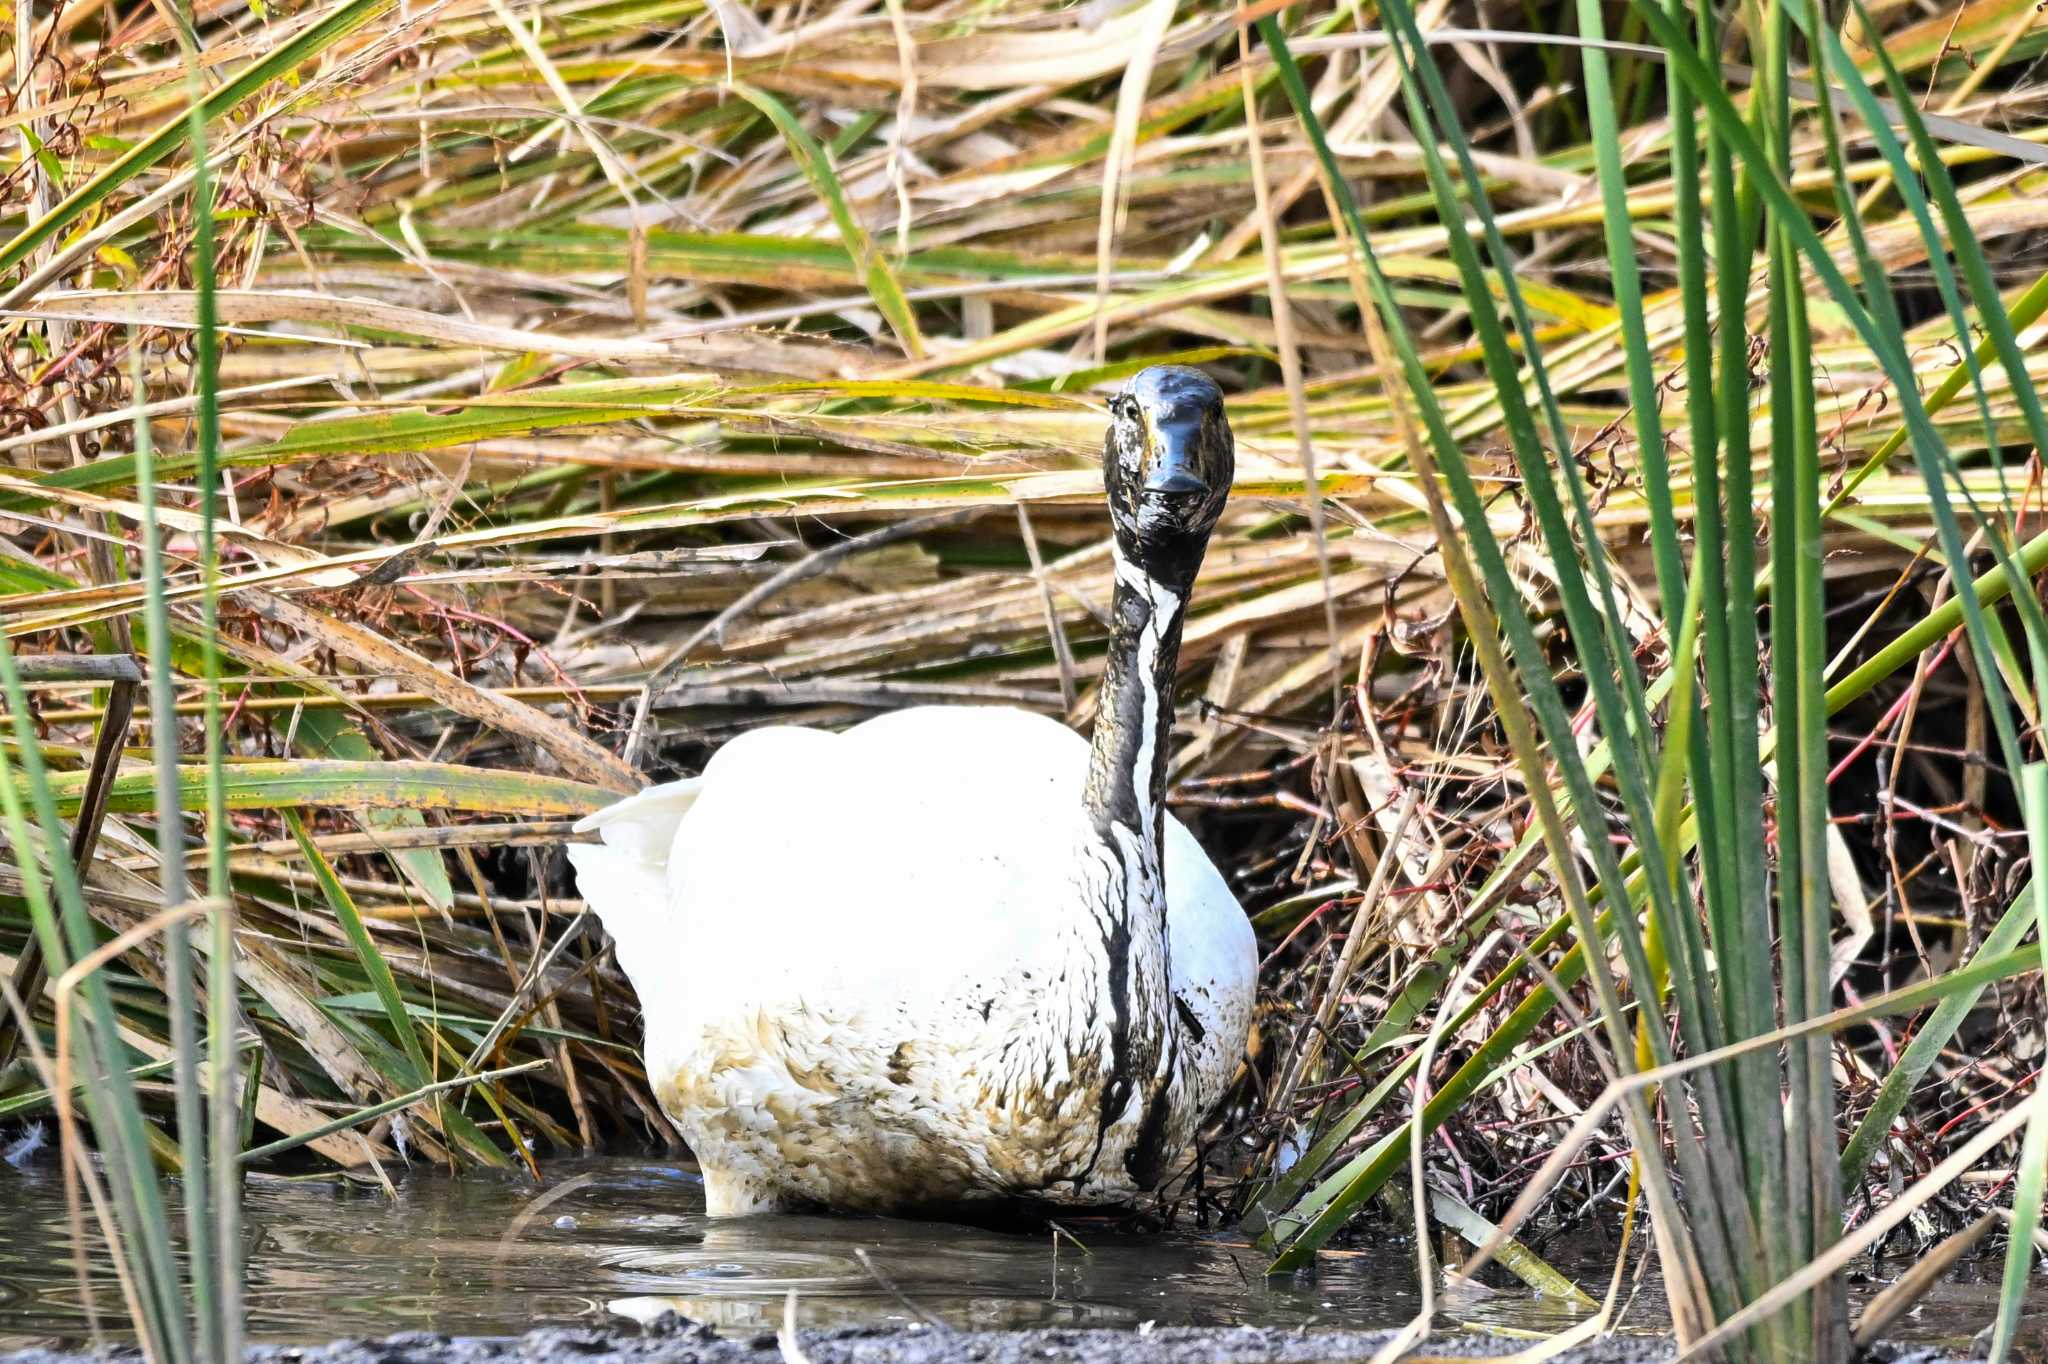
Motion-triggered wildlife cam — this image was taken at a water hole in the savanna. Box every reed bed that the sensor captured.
[4,0,2048,1357]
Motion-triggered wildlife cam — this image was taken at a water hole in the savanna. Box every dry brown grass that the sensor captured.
[0,0,2045,1287]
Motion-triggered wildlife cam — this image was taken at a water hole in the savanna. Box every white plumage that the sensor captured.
[568,705,1256,1216]
[569,363,1255,1217]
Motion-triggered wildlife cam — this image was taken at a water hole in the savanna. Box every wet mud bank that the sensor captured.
[2,1324,1979,1364]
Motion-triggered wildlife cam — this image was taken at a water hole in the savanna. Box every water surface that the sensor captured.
[0,1156,1999,1352]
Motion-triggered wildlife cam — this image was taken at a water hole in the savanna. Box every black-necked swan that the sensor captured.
[568,365,1257,1217]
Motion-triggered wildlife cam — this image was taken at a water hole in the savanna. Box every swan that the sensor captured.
[568,365,1257,1217]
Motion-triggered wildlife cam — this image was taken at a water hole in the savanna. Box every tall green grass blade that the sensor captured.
[0,640,188,1363]
[286,813,434,1088]
[285,813,509,1167]
[1774,209,1846,1353]
[0,749,178,1364]
[1572,0,1679,624]
[1990,763,2048,1359]
[133,331,210,1363]
[1760,23,1816,1344]
[177,15,232,1350]
[1700,0,1780,1235]
[728,84,926,360]
[1650,571,1704,889]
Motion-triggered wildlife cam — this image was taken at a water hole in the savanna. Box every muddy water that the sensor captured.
[0,1156,2001,1354]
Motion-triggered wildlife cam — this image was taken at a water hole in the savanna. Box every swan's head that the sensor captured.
[1103,365,1234,584]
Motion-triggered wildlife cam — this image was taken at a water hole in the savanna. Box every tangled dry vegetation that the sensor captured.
[2,0,2047,1266]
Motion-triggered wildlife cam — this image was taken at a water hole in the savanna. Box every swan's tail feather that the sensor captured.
[568,778,702,993]
[572,776,703,862]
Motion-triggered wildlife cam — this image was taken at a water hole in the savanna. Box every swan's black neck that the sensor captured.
[1083,555,1190,853]
[1067,363,1230,1194]
[1080,549,1194,1192]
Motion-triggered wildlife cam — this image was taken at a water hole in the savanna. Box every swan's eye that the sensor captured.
[1106,398,1144,475]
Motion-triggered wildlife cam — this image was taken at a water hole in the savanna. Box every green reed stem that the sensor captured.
[175,7,239,1353]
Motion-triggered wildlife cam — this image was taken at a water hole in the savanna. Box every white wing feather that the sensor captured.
[568,706,1255,1211]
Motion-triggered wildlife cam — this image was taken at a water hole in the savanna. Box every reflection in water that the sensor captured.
[0,1156,1997,1351]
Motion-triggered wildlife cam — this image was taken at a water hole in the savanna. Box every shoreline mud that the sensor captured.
[1,1323,1982,1364]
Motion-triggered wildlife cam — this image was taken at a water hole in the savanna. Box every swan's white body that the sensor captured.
[568,704,1256,1216]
